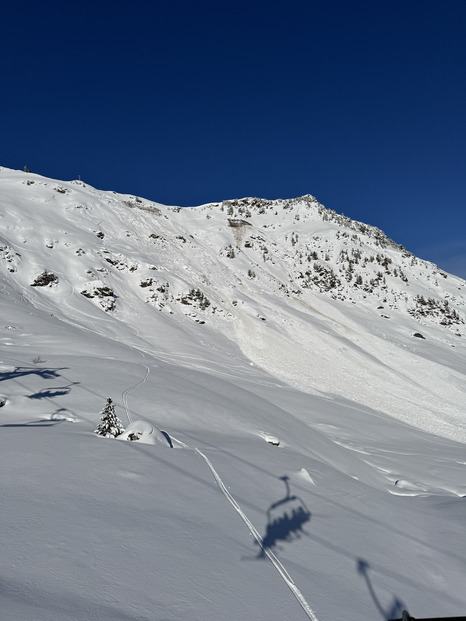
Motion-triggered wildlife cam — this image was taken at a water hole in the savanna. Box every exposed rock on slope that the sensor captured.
[1,166,464,337]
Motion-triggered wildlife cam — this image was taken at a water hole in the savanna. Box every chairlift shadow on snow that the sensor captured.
[0,405,75,426]
[0,418,66,427]
[26,382,78,400]
[357,558,405,620]
[0,366,73,407]
[0,366,68,382]
[256,476,311,559]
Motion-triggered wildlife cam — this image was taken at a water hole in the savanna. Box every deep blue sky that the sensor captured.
[2,0,466,277]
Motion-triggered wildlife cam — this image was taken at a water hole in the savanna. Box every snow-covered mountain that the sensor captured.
[1,166,465,621]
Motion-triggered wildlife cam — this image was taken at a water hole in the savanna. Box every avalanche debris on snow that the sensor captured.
[1,166,466,621]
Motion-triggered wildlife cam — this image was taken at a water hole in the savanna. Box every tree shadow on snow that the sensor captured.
[357,558,405,620]
[255,476,311,559]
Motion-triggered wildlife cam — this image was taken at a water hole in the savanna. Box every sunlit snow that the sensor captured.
[1,167,465,621]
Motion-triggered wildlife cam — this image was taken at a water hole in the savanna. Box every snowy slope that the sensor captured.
[1,166,465,621]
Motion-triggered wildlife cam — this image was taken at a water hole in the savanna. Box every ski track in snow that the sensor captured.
[170,434,319,619]
[15,269,152,428]
[121,336,151,425]
[3,171,466,619]
[121,360,150,424]
[0,273,316,621]
[194,447,320,621]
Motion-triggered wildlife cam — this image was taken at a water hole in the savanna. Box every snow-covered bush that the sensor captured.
[94,398,125,438]
[179,288,211,310]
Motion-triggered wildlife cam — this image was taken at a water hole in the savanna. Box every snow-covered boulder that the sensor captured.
[118,420,172,446]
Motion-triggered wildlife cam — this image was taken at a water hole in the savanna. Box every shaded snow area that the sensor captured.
[1,167,465,620]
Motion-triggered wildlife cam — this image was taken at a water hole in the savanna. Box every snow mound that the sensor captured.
[295,468,316,486]
[119,420,172,446]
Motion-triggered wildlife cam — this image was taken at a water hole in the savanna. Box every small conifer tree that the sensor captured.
[94,398,125,438]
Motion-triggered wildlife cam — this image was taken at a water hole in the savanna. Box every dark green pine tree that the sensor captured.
[94,398,125,438]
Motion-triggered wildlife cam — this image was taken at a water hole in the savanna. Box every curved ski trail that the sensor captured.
[121,345,150,425]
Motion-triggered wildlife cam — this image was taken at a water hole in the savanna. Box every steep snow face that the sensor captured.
[1,167,466,621]
[1,166,465,441]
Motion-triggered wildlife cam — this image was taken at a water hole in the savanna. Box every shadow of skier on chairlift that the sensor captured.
[256,475,311,558]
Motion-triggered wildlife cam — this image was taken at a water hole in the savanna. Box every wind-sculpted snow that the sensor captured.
[1,166,466,620]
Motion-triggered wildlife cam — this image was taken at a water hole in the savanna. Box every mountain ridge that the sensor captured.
[1,165,465,444]
[2,166,466,621]
[1,166,464,335]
